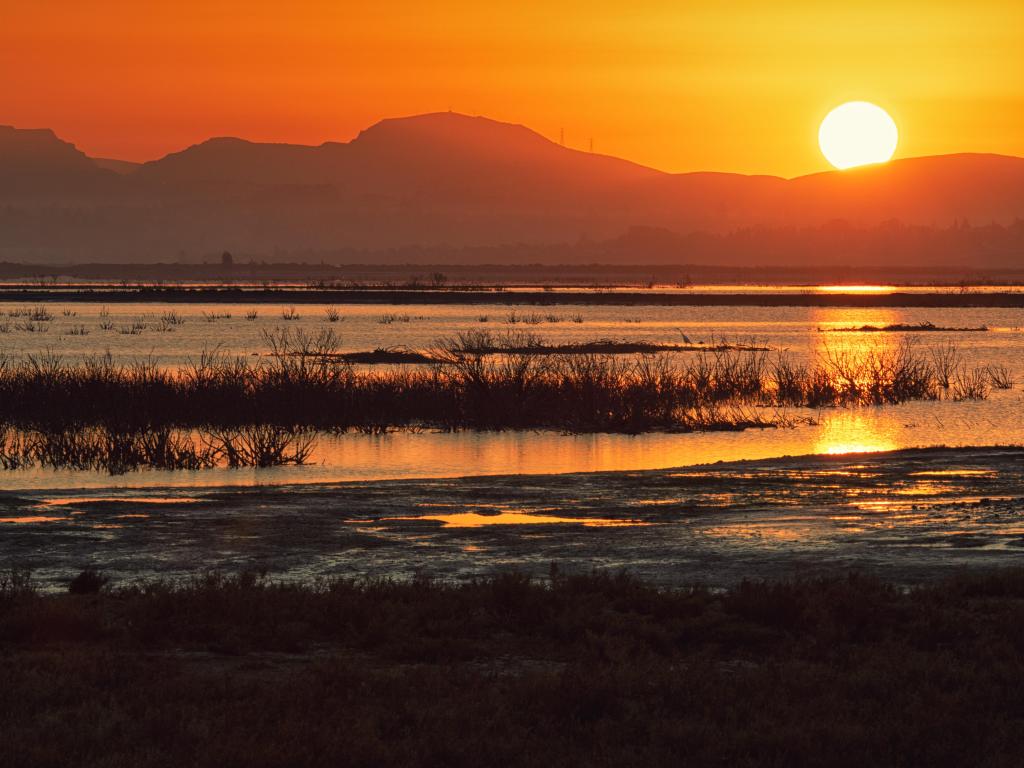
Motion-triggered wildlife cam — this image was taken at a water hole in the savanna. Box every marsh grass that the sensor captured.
[825,321,988,333]
[5,306,54,322]
[0,333,974,435]
[117,322,146,335]
[13,321,47,333]
[930,341,962,389]
[208,424,316,467]
[4,569,1024,766]
[434,329,768,356]
[953,367,990,400]
[505,310,544,324]
[986,364,1014,389]
[0,423,316,473]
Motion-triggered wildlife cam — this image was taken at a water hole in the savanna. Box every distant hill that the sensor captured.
[0,125,117,197]
[0,112,1022,265]
[91,157,140,175]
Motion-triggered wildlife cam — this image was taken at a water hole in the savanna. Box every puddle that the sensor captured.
[357,511,650,528]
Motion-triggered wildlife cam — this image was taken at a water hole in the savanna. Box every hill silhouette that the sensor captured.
[0,112,1022,264]
[0,126,117,197]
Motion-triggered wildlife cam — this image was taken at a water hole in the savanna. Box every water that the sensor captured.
[3,300,1022,367]
[0,297,1022,492]
[5,447,1024,588]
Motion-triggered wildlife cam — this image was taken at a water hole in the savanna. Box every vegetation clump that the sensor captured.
[823,321,989,332]
[67,567,108,595]
[0,423,314,474]
[0,331,983,437]
[4,567,1024,766]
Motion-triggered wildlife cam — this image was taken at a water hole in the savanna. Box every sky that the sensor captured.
[2,1,1022,177]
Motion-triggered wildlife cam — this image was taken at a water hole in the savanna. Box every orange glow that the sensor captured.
[367,511,648,528]
[815,285,898,294]
[38,496,199,506]
[1,2,1022,176]
[809,306,902,457]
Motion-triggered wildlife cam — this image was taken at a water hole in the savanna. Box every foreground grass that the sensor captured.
[3,568,1024,767]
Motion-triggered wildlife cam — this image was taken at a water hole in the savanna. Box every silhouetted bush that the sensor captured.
[68,568,108,595]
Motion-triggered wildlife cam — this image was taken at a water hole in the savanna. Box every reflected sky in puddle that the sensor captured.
[357,511,650,528]
[892,482,948,496]
[911,469,998,477]
[38,496,200,506]
[701,513,826,542]
[0,516,62,524]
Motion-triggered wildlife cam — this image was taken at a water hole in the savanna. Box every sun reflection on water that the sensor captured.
[815,285,898,294]
[808,306,905,457]
[813,414,898,456]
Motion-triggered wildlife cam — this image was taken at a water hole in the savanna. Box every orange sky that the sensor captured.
[2,1,1022,177]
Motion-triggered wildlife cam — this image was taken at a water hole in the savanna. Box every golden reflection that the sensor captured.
[911,470,997,477]
[39,496,199,506]
[815,285,897,294]
[892,482,947,496]
[852,500,926,512]
[809,304,903,456]
[812,306,901,334]
[388,511,649,528]
[813,413,898,456]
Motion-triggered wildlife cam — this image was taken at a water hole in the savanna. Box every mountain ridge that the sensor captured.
[0,112,1022,263]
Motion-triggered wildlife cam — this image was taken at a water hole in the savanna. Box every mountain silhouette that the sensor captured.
[0,125,117,197]
[0,112,1022,264]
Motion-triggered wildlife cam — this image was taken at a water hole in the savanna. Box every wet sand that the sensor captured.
[3,445,1022,589]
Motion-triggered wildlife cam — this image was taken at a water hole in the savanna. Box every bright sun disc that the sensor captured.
[818,101,898,170]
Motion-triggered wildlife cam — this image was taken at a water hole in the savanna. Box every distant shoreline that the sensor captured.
[1,287,1024,307]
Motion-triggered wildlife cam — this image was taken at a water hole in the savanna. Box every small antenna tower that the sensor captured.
[559,127,564,145]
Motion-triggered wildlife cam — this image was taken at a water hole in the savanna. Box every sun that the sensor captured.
[818,101,898,170]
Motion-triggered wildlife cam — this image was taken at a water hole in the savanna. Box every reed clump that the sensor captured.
[0,423,316,474]
[0,334,978,435]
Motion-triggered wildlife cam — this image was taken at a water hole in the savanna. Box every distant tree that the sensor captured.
[221,250,234,267]
[430,271,448,287]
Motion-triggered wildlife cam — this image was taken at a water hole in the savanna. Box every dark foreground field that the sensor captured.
[4,568,1024,767]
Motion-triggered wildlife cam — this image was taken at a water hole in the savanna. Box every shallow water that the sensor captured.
[2,300,1022,369]
[0,296,1022,490]
[4,447,1023,588]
